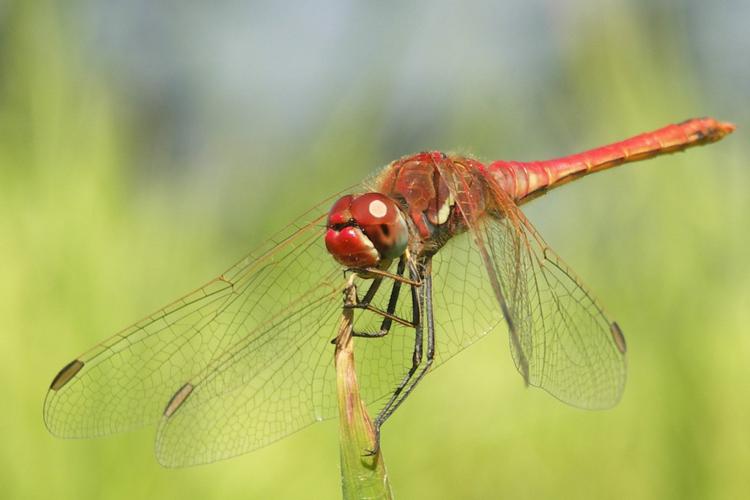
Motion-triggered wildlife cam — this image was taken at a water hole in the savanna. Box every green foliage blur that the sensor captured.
[2,1,748,499]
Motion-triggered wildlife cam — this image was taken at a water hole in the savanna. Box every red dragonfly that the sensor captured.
[45,117,734,466]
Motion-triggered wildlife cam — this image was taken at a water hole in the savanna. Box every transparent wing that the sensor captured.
[435,159,627,409]
[151,232,503,467]
[43,193,348,443]
[153,283,344,466]
[477,213,627,408]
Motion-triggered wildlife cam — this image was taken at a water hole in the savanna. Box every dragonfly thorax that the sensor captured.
[324,193,409,269]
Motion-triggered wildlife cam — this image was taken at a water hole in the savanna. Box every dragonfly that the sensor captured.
[44,117,734,466]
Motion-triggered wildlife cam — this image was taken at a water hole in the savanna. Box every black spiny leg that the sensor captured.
[366,257,426,455]
[330,276,383,344]
[330,256,419,345]
[345,256,416,338]
[351,257,408,339]
[377,261,435,426]
[351,275,384,309]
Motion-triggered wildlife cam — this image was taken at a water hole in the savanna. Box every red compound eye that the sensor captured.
[324,193,409,268]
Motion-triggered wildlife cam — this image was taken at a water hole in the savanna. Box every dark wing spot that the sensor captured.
[163,383,194,418]
[50,359,84,390]
[610,322,627,354]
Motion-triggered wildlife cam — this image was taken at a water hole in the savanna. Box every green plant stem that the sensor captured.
[335,277,393,500]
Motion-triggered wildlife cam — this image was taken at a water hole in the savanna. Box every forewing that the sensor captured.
[435,159,627,409]
[43,194,346,442]
[479,213,626,408]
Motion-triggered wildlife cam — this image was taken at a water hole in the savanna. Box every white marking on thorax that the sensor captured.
[436,194,454,225]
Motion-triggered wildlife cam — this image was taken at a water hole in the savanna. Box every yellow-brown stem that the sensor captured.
[335,277,393,500]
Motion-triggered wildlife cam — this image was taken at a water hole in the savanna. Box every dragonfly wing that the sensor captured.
[154,287,343,466]
[43,193,347,445]
[435,159,627,409]
[476,213,627,408]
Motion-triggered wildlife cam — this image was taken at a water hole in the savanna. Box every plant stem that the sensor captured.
[335,277,394,500]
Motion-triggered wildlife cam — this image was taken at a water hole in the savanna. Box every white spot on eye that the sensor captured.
[368,199,388,218]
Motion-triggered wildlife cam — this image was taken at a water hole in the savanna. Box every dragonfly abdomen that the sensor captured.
[486,117,735,203]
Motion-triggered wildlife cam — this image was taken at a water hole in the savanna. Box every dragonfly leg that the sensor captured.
[350,275,383,307]
[377,267,435,426]
[347,264,422,287]
[330,257,414,344]
[349,256,417,332]
[365,258,426,456]
[351,256,410,339]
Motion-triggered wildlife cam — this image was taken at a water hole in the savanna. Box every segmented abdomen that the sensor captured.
[484,117,735,203]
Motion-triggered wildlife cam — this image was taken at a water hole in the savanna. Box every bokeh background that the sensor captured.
[2,0,748,498]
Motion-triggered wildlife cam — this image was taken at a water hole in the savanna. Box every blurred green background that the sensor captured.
[2,0,748,498]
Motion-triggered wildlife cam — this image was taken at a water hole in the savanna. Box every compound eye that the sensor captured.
[349,193,409,260]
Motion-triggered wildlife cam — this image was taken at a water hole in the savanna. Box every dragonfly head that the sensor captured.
[325,193,409,269]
